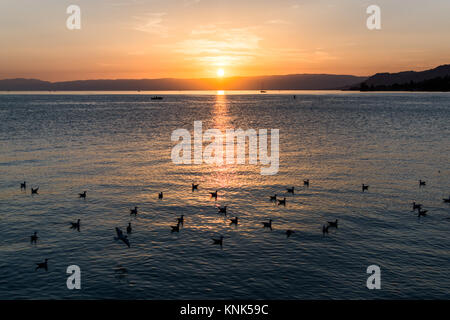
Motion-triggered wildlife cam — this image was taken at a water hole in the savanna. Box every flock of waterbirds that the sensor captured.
[18,178,450,271]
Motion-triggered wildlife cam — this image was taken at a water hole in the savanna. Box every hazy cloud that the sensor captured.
[110,0,145,7]
[190,24,218,35]
[266,19,290,25]
[173,26,262,66]
[133,12,168,37]
[183,0,201,6]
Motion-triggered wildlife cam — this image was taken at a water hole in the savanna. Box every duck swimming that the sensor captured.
[277,198,286,206]
[262,219,273,229]
[70,219,80,231]
[286,230,295,238]
[30,231,38,244]
[171,222,180,233]
[130,206,138,215]
[35,258,48,271]
[210,190,218,199]
[218,206,227,215]
[412,202,422,211]
[115,227,130,248]
[418,209,428,217]
[79,191,87,198]
[212,236,224,246]
[327,219,338,228]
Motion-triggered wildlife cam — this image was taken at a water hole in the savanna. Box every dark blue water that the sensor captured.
[0,91,449,299]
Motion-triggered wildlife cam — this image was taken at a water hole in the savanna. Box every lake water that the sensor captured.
[0,91,449,299]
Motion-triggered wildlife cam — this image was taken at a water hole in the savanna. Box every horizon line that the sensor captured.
[4,63,449,82]
[0,72,370,83]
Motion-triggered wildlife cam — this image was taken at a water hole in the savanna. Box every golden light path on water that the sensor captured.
[0,92,449,299]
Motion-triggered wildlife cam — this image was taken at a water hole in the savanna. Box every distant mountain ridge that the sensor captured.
[362,64,450,87]
[3,65,449,91]
[0,74,367,91]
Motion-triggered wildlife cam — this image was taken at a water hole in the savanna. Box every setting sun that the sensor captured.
[217,68,225,77]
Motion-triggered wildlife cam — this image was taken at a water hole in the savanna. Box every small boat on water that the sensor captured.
[260,81,266,93]
[151,96,163,100]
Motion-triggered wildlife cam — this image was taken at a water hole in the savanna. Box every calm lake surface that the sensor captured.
[0,91,449,299]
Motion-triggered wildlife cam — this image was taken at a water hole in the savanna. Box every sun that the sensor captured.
[217,68,225,77]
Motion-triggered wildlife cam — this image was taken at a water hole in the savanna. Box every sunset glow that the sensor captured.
[2,0,450,303]
[0,0,450,81]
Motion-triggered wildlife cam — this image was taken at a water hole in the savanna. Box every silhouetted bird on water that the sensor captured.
[31,187,39,194]
[304,179,310,187]
[218,205,227,215]
[114,265,128,275]
[126,223,132,234]
[212,236,224,246]
[70,219,80,231]
[171,222,180,232]
[277,198,286,206]
[192,183,199,191]
[443,196,450,203]
[79,191,86,198]
[35,259,48,271]
[158,192,163,199]
[210,190,218,199]
[287,187,295,194]
[327,219,338,228]
[362,184,369,192]
[419,180,426,186]
[270,194,277,201]
[177,215,184,225]
[130,206,138,215]
[229,217,238,225]
[262,219,273,230]
[322,225,329,235]
[115,227,130,248]
[30,231,38,244]
[412,202,422,211]
[286,230,295,238]
[418,209,428,217]
[20,181,26,190]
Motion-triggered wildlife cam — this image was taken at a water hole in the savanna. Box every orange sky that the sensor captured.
[1,0,450,81]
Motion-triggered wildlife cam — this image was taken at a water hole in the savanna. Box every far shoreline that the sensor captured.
[1,90,450,95]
